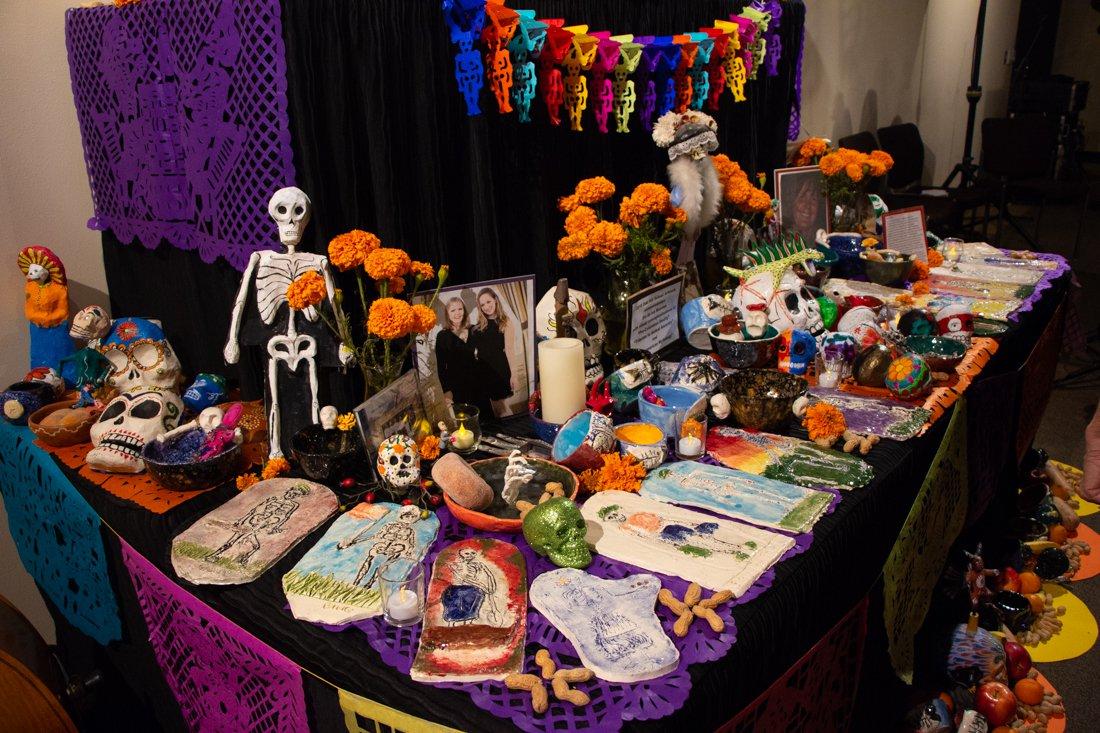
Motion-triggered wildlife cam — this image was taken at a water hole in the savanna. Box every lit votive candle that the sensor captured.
[677,436,703,457]
[386,588,421,623]
[452,425,476,451]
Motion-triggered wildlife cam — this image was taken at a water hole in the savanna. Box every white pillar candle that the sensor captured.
[386,589,421,622]
[538,338,586,425]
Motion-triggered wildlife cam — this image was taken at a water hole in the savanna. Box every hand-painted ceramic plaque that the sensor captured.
[411,538,527,683]
[282,503,439,625]
[706,426,874,490]
[582,491,793,595]
[809,388,931,440]
[641,462,833,533]
[171,478,338,585]
[530,568,679,683]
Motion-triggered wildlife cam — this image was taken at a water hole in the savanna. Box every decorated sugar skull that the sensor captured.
[777,329,816,376]
[376,434,420,488]
[936,303,974,344]
[821,333,858,378]
[87,387,183,473]
[183,373,228,412]
[522,497,592,569]
[534,286,605,384]
[731,268,824,337]
[268,186,312,248]
[70,305,112,342]
[96,317,182,392]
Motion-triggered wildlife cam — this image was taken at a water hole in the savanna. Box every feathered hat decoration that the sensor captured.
[18,246,66,285]
[723,233,823,287]
[652,110,719,161]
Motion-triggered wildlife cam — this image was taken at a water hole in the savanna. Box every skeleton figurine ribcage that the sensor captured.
[255,252,325,328]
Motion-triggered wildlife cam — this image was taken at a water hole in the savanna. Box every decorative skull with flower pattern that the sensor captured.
[376,434,421,489]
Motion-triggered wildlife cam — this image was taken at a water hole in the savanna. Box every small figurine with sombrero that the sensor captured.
[18,245,75,372]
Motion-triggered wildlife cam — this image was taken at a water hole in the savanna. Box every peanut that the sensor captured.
[699,590,733,608]
[530,682,549,713]
[535,649,556,680]
[546,481,564,497]
[505,673,540,691]
[555,667,594,683]
[658,588,688,615]
[559,688,590,706]
[697,606,724,633]
[684,582,702,606]
[673,609,693,638]
[551,675,569,699]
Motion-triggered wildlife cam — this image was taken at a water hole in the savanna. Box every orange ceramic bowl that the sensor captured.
[443,456,579,533]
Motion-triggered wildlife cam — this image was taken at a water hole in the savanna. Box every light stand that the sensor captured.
[942,0,988,188]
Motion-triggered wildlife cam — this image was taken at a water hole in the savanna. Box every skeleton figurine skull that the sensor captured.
[70,305,112,343]
[732,269,824,337]
[376,434,421,489]
[87,386,183,473]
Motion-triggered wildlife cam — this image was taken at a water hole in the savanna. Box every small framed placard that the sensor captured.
[882,206,929,262]
[627,274,684,354]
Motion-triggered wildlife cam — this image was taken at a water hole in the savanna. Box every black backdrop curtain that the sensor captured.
[102,0,806,403]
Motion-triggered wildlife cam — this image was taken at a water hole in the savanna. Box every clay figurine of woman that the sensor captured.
[435,297,484,411]
[471,288,519,416]
[18,246,75,373]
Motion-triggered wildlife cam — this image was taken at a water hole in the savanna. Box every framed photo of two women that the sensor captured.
[413,275,536,419]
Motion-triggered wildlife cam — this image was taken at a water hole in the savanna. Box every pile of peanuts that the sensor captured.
[1010,669,1065,733]
[1017,593,1066,646]
[1062,537,1089,578]
[504,649,593,713]
[657,582,732,637]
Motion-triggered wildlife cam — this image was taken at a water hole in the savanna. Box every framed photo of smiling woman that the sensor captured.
[413,275,535,419]
[775,165,828,244]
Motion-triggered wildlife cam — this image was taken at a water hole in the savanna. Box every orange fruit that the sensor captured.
[1027,593,1045,615]
[1014,678,1044,705]
[1052,484,1070,499]
[1049,525,1068,544]
[992,727,1013,733]
[1018,571,1041,595]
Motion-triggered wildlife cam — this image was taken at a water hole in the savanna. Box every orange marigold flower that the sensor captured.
[328,229,380,271]
[286,270,327,310]
[387,277,406,295]
[417,435,441,461]
[236,473,260,491]
[618,196,646,228]
[367,297,415,339]
[365,247,411,281]
[557,234,591,261]
[844,162,865,182]
[819,153,844,177]
[410,303,438,334]
[711,154,742,189]
[628,182,672,214]
[261,457,291,480]
[912,280,931,295]
[910,259,930,281]
[574,176,616,204]
[665,206,688,225]
[651,247,673,275]
[409,260,435,281]
[745,188,773,213]
[565,205,598,236]
[557,193,580,213]
[579,452,646,493]
[803,402,847,443]
[867,160,887,178]
[869,149,894,171]
[895,293,916,306]
[927,249,944,268]
[589,221,628,258]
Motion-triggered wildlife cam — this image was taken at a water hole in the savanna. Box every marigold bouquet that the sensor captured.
[791,136,830,166]
[285,229,447,398]
[557,176,685,285]
[817,147,894,203]
[712,154,774,225]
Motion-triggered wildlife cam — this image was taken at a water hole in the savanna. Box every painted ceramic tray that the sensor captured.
[932,262,1044,286]
[809,388,931,441]
[705,426,874,490]
[640,462,833,533]
[582,491,794,595]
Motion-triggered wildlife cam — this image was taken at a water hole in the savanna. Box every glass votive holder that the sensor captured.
[381,563,425,627]
[447,404,481,455]
[674,413,707,461]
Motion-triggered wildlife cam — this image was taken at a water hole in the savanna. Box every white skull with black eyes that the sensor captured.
[732,270,823,336]
[376,434,421,488]
[87,387,183,473]
[268,187,312,248]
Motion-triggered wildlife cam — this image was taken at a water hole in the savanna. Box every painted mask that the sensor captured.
[534,287,606,385]
[777,329,816,376]
[70,305,111,342]
[96,317,182,392]
[522,497,592,569]
[376,434,421,488]
[88,387,183,473]
[936,303,974,343]
[183,373,228,412]
[732,269,823,336]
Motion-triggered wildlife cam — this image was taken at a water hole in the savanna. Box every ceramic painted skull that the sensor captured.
[376,434,420,488]
[778,329,817,376]
[88,387,183,473]
[820,333,858,377]
[533,287,605,384]
[96,317,182,392]
[183,373,227,412]
[268,187,312,248]
[522,497,592,569]
[70,305,111,342]
[732,269,823,336]
[936,303,974,344]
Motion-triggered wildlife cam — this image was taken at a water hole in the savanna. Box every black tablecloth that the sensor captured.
[38,272,1067,732]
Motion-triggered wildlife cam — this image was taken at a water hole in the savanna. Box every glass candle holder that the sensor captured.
[447,404,481,455]
[674,413,707,461]
[381,563,425,627]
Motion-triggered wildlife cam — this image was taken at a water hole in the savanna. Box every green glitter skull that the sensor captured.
[522,497,592,569]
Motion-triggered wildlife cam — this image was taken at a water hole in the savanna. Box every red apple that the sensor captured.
[1002,641,1032,680]
[975,682,1017,727]
[1000,567,1020,593]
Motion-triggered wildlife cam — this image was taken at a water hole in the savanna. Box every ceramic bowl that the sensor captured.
[852,343,895,387]
[143,434,243,491]
[844,295,884,313]
[614,422,667,470]
[1,381,53,425]
[905,335,967,372]
[797,246,838,287]
[530,408,562,444]
[551,410,616,472]
[709,324,780,369]
[637,385,707,440]
[443,457,579,533]
[27,400,101,447]
[826,232,865,278]
[860,249,913,286]
[717,369,807,432]
[291,425,363,483]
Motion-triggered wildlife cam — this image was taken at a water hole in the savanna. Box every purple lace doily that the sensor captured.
[65,0,296,271]
[328,502,814,733]
[1003,251,1070,323]
[121,540,310,732]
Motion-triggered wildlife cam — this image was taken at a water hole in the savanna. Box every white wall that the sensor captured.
[1051,1,1100,149]
[0,0,112,645]
[801,0,1021,184]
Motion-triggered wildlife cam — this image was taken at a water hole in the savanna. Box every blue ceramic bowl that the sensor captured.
[637,385,706,440]
[551,410,616,472]
[1,381,52,425]
[826,232,866,278]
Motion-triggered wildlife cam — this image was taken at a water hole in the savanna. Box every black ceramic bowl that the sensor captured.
[709,325,780,369]
[291,425,363,483]
[860,249,913,286]
[143,434,242,491]
[718,369,807,432]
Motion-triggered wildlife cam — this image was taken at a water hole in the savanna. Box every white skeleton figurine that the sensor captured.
[501,449,536,507]
[224,187,353,459]
[335,505,423,587]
